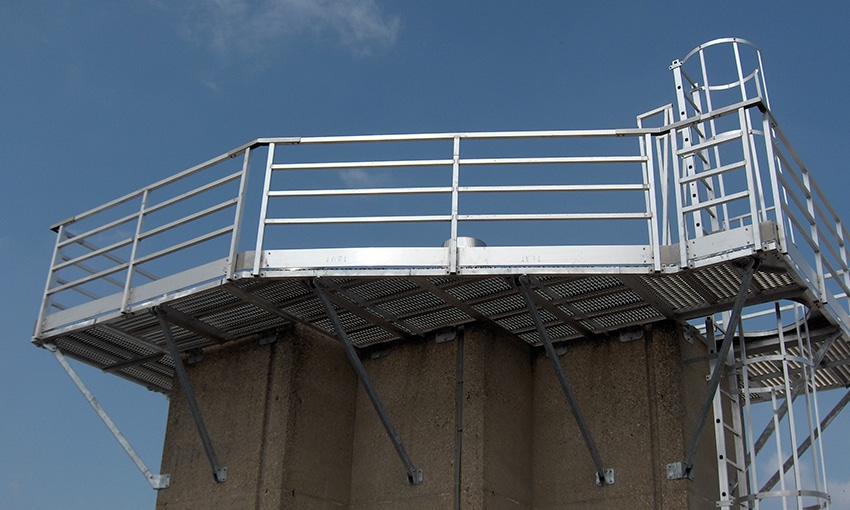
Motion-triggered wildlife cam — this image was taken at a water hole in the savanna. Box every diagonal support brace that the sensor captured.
[668,257,759,481]
[154,307,227,483]
[518,275,614,487]
[313,282,424,485]
[47,343,170,490]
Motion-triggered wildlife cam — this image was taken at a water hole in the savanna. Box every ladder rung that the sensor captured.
[722,423,742,437]
[677,129,743,157]
[722,457,744,471]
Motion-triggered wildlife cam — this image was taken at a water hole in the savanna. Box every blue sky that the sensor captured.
[2,1,850,508]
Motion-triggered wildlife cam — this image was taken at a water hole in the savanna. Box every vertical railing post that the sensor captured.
[737,107,762,249]
[802,168,827,301]
[449,136,461,274]
[643,132,662,272]
[34,224,66,340]
[227,148,252,280]
[762,112,789,251]
[253,143,275,276]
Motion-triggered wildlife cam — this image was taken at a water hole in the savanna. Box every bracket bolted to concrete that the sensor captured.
[313,280,424,486]
[518,275,614,487]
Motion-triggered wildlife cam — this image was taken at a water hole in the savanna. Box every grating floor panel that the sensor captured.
[37,247,850,394]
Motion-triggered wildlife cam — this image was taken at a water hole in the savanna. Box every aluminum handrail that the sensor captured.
[33,98,850,343]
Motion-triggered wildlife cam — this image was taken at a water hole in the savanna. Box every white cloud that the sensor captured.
[177,0,400,58]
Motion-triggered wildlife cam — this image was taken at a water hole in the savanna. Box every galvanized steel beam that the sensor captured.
[47,344,170,490]
[313,282,424,485]
[153,307,227,483]
[669,257,759,480]
[518,275,614,487]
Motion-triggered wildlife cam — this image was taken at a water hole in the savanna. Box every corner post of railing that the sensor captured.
[226,148,252,280]
[449,135,461,274]
[666,119,689,268]
[120,190,149,313]
[34,224,67,340]
[761,111,789,252]
[642,132,662,272]
[253,143,276,276]
[737,107,762,249]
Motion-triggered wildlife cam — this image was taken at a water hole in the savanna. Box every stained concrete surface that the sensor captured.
[156,320,716,509]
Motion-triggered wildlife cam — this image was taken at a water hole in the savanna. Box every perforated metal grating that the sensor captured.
[37,247,850,394]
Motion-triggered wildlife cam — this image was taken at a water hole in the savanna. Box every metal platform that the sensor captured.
[33,245,850,395]
[33,38,850,507]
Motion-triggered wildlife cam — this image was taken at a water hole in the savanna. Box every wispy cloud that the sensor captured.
[177,0,400,59]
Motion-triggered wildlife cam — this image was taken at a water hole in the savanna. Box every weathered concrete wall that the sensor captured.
[348,337,456,509]
[460,324,533,510]
[531,321,716,510]
[156,325,357,510]
[156,320,716,509]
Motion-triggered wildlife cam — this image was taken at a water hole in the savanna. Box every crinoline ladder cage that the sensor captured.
[32,38,850,508]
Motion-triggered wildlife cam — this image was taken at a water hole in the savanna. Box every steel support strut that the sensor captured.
[668,257,759,481]
[47,344,170,490]
[153,307,228,483]
[518,275,614,487]
[313,282,424,485]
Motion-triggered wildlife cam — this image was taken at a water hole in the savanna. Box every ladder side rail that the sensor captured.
[735,312,765,509]
[776,303,804,508]
[796,305,828,501]
[690,89,724,234]
[695,47,733,234]
[672,62,706,243]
